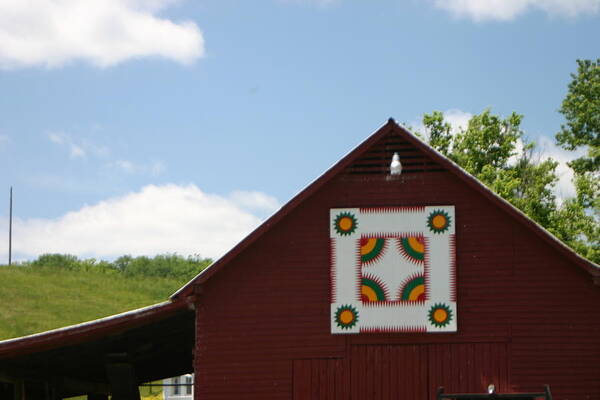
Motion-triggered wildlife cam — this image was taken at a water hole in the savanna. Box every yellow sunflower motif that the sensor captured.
[335,305,359,329]
[333,212,358,236]
[428,303,452,327]
[427,210,451,234]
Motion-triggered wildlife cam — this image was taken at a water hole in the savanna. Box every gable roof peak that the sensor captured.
[172,120,599,299]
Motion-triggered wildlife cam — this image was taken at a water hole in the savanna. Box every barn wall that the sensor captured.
[194,160,600,399]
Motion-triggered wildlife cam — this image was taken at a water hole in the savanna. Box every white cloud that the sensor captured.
[47,131,111,159]
[507,137,526,166]
[412,108,473,139]
[0,0,204,69]
[228,190,281,216]
[69,144,86,158]
[46,131,165,176]
[48,132,86,158]
[442,109,472,134]
[431,0,600,21]
[0,134,9,145]
[48,131,108,159]
[1,184,280,261]
[113,160,136,173]
[109,160,166,176]
[536,136,586,202]
[47,132,65,145]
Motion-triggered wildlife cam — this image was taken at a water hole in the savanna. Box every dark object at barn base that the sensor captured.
[437,385,552,400]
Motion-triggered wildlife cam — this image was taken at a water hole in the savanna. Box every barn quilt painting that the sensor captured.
[330,206,456,334]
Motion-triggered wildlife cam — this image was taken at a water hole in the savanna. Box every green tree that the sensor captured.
[24,253,213,280]
[121,253,212,280]
[30,253,81,270]
[422,111,453,155]
[421,109,598,263]
[554,59,600,262]
[422,109,559,228]
[556,59,600,176]
[550,196,598,262]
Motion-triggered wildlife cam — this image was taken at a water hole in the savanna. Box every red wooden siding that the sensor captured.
[427,342,510,394]
[350,345,429,399]
[194,130,600,399]
[291,343,509,400]
[293,358,349,400]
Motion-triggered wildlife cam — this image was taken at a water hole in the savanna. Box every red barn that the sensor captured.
[173,119,599,399]
[0,119,598,400]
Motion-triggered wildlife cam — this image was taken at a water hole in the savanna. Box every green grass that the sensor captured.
[0,263,188,399]
[65,384,164,400]
[0,265,189,340]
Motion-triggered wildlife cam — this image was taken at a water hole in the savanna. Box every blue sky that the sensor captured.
[1,0,599,261]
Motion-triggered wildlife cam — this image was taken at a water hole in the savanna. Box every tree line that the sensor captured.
[16,253,213,281]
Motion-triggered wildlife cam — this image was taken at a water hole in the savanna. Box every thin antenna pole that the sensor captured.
[8,186,12,266]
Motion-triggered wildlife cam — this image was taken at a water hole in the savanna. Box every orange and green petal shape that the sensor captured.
[334,212,358,236]
[360,237,386,264]
[399,236,425,263]
[399,275,426,301]
[428,303,452,327]
[427,210,451,234]
[335,305,359,329]
[361,277,387,302]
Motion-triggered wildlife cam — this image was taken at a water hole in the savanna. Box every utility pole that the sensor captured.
[8,186,12,266]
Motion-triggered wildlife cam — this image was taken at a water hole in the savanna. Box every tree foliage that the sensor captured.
[423,109,558,227]
[25,253,213,281]
[556,59,599,208]
[554,59,600,263]
[556,59,600,173]
[421,108,598,264]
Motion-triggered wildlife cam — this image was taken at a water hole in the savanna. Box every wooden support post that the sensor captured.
[23,381,42,400]
[14,380,24,400]
[44,383,60,400]
[0,382,15,400]
[105,361,140,400]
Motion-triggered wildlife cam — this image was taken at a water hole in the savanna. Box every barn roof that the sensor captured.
[172,118,599,299]
[0,300,194,397]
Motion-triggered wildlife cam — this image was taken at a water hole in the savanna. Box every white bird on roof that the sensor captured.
[390,152,402,175]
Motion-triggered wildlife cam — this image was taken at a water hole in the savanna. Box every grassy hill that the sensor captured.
[0,254,209,400]
[0,264,188,340]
